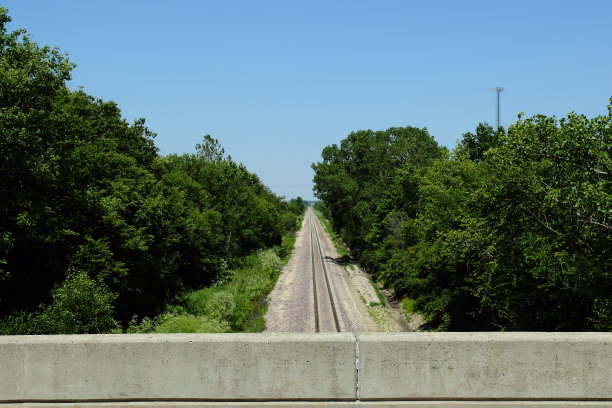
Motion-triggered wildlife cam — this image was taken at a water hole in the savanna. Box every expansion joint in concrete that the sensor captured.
[2,333,612,403]
[354,333,360,401]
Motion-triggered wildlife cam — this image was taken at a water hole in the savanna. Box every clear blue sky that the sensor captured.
[3,0,611,200]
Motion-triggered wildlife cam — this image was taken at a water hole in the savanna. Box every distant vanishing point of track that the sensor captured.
[265,207,374,332]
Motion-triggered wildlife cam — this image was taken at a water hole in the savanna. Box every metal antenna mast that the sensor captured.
[490,86,505,129]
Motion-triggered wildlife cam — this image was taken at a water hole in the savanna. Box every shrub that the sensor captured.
[153,312,230,333]
[203,291,236,321]
[35,270,120,334]
[256,249,283,277]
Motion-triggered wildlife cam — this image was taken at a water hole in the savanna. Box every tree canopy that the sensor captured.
[313,107,611,331]
[0,8,300,333]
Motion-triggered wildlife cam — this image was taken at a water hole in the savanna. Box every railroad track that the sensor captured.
[309,210,341,332]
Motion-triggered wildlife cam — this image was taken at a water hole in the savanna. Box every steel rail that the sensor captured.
[311,210,341,332]
[309,211,320,332]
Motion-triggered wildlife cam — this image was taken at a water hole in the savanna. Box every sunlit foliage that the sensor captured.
[313,108,611,331]
[0,8,298,333]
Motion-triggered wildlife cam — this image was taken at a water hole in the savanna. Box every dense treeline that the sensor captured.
[313,108,611,331]
[0,9,301,334]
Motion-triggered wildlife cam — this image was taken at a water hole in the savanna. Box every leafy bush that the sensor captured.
[255,249,284,277]
[38,270,119,334]
[3,270,121,335]
[203,291,236,321]
[153,313,230,333]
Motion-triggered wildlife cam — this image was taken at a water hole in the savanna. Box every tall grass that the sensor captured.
[127,249,283,333]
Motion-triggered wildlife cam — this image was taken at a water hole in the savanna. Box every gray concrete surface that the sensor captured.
[1,332,611,406]
[357,332,612,400]
[0,333,356,402]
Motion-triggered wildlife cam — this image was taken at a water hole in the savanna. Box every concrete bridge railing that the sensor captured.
[1,332,611,407]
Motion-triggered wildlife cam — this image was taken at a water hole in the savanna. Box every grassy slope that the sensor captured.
[128,213,305,333]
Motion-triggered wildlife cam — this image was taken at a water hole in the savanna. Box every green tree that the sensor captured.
[0,8,297,333]
[314,105,611,331]
[312,126,443,256]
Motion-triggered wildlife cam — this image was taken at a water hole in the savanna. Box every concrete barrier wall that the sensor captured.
[1,332,610,407]
[358,332,612,400]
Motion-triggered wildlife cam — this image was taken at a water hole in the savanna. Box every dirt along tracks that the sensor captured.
[265,206,409,332]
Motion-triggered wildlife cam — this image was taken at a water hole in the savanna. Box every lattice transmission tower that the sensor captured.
[490,86,505,129]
